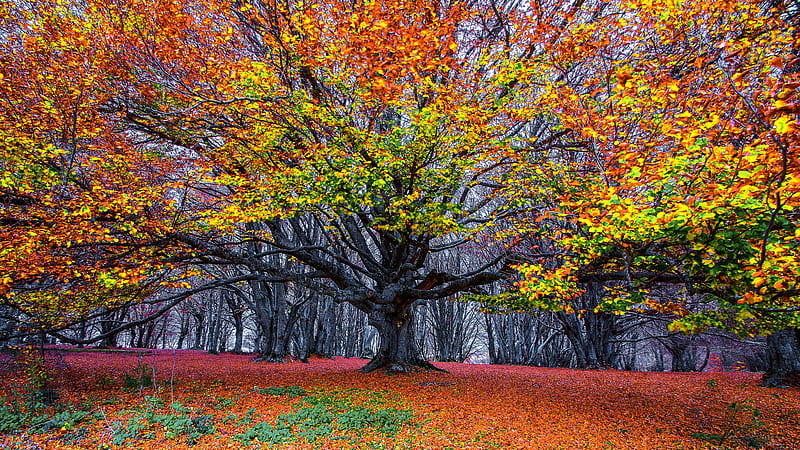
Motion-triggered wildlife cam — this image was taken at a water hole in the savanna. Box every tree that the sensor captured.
[0,0,189,338]
[504,1,800,383]
[4,0,599,372]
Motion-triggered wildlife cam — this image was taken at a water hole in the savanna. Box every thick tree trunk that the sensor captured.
[97,307,123,349]
[359,308,445,374]
[671,346,697,372]
[663,334,701,372]
[555,283,617,370]
[250,280,290,362]
[296,296,319,361]
[762,328,800,387]
[316,300,336,357]
[558,312,591,368]
[665,335,697,372]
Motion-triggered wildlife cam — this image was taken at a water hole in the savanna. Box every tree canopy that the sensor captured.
[1,0,798,373]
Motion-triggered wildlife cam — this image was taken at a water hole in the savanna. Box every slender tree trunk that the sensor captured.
[0,306,19,346]
[225,295,245,354]
[762,328,800,387]
[176,314,189,349]
[232,312,244,354]
[191,313,204,349]
[207,294,224,354]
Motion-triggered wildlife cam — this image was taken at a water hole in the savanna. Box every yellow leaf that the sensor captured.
[775,115,795,134]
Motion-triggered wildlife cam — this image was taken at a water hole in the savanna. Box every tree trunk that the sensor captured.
[485,314,498,364]
[558,312,592,368]
[225,295,245,354]
[97,307,123,349]
[207,294,224,354]
[0,306,20,347]
[192,315,204,349]
[359,307,445,374]
[316,300,336,357]
[176,314,189,349]
[663,334,699,372]
[762,328,800,387]
[297,296,319,360]
[249,280,290,362]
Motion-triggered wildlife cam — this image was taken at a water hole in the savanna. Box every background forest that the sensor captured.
[1,0,799,386]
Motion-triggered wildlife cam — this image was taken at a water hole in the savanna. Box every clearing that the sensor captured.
[1,349,799,449]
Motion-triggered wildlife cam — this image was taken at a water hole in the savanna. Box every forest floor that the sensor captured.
[1,349,799,449]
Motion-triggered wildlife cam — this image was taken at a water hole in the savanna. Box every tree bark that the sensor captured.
[249,279,290,362]
[176,314,189,349]
[762,328,800,387]
[485,314,498,364]
[359,307,445,374]
[225,294,245,354]
[663,334,699,372]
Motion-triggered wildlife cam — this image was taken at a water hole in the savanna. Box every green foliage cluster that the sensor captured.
[122,360,154,391]
[0,351,99,445]
[221,407,258,427]
[252,385,308,398]
[214,395,236,410]
[0,395,101,443]
[235,386,415,445]
[111,395,216,446]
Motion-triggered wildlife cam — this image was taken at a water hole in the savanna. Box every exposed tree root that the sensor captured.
[359,357,449,374]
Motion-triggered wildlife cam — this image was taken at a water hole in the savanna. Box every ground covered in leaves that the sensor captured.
[1,349,799,449]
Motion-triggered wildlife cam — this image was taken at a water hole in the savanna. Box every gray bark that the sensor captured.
[762,328,800,387]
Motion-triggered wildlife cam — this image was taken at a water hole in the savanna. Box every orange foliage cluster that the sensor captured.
[2,350,799,449]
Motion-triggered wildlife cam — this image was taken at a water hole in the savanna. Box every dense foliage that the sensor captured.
[0,0,798,374]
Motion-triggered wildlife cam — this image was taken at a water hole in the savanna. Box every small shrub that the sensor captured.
[338,407,414,435]
[235,421,294,445]
[214,396,235,410]
[30,408,99,434]
[112,397,215,446]
[0,396,99,438]
[112,417,152,446]
[123,365,153,391]
[0,400,32,433]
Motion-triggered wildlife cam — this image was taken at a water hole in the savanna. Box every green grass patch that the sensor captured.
[111,396,216,446]
[236,386,415,446]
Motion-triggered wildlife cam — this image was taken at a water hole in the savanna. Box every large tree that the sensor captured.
[2,0,599,372]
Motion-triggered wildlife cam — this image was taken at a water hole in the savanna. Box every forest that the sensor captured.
[0,0,799,447]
